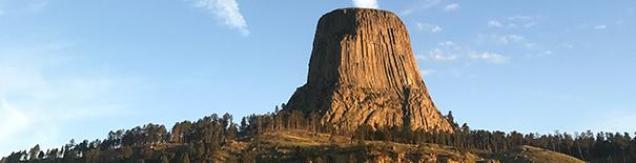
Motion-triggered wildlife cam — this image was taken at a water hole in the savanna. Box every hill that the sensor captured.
[1,111,631,163]
[227,130,585,163]
[492,145,584,163]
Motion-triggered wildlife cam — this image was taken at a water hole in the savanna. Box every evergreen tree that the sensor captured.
[28,144,40,160]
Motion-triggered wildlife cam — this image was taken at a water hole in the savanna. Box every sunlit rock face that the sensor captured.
[286,8,452,132]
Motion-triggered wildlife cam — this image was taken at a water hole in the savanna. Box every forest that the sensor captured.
[2,106,636,163]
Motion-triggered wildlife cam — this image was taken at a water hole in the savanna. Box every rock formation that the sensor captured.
[285,8,453,132]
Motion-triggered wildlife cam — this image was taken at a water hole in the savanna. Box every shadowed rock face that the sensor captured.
[286,8,452,132]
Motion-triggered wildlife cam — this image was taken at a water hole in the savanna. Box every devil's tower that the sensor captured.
[285,8,453,132]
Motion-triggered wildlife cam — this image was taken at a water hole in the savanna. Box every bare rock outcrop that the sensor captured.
[285,8,453,132]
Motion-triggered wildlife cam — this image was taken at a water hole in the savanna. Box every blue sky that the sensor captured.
[1,0,635,155]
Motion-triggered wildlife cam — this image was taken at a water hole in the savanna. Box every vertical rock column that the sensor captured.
[286,8,453,132]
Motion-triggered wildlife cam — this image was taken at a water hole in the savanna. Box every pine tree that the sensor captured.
[28,144,40,160]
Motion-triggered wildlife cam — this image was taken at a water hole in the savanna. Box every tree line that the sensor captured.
[2,107,636,163]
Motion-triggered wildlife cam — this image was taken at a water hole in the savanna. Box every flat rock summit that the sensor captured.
[285,8,453,132]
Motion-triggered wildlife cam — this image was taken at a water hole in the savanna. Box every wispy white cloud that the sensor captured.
[352,0,379,9]
[438,41,456,47]
[417,41,463,63]
[420,69,436,76]
[0,40,134,156]
[443,3,459,12]
[496,34,525,44]
[479,34,529,46]
[615,20,624,25]
[400,0,442,16]
[423,41,510,64]
[416,22,443,33]
[0,99,30,142]
[0,0,49,15]
[0,1,4,15]
[194,0,249,36]
[507,15,534,21]
[470,52,509,64]
[543,50,553,55]
[476,33,553,57]
[425,48,458,61]
[432,26,443,32]
[488,20,503,28]
[487,15,539,29]
[593,24,607,30]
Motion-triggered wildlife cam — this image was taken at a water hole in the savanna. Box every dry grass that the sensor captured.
[257,129,350,147]
[219,130,583,163]
[495,145,585,163]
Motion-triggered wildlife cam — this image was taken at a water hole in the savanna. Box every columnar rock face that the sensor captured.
[286,8,453,132]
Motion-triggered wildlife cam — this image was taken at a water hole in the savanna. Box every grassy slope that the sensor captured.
[212,130,584,163]
[493,145,585,163]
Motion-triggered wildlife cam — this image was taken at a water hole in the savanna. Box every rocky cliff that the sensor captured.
[285,8,453,132]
